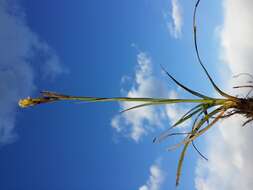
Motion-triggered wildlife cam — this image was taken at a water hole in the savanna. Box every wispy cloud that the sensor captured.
[40,51,68,81]
[165,0,183,39]
[0,0,66,144]
[138,162,165,190]
[195,1,253,189]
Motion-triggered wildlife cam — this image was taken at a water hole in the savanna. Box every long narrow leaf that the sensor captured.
[193,0,235,99]
[192,109,205,130]
[153,107,203,143]
[172,107,202,128]
[154,103,217,144]
[176,142,190,186]
[160,65,212,99]
[192,141,208,161]
[167,107,223,151]
[121,102,167,113]
[180,104,203,120]
[190,109,225,142]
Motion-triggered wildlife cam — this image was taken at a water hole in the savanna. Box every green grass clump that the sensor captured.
[18,0,253,186]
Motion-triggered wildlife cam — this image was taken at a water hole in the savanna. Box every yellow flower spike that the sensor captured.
[18,97,35,108]
[18,97,56,108]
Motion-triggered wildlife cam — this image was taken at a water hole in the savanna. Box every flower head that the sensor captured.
[18,97,35,108]
[18,97,55,108]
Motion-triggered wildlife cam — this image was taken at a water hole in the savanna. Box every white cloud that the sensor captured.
[111,51,191,142]
[111,52,168,142]
[0,0,66,144]
[195,1,253,189]
[166,0,183,39]
[138,163,165,190]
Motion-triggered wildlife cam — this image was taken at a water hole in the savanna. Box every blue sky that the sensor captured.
[2,0,253,190]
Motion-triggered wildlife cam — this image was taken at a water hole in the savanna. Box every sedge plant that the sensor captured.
[18,0,253,186]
